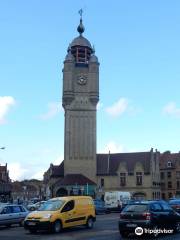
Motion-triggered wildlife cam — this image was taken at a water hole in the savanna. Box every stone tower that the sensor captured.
[62,15,99,182]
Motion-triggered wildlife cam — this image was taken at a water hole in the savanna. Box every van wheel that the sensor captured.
[53,220,62,233]
[86,217,94,229]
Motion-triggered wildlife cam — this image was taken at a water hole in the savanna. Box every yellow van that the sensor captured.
[24,196,96,233]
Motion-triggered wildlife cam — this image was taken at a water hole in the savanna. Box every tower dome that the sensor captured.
[68,15,93,64]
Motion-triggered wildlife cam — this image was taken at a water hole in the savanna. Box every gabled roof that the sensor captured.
[55,174,96,186]
[0,165,7,172]
[51,162,64,177]
[160,152,180,169]
[97,152,152,175]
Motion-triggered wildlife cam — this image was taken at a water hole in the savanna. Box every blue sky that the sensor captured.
[0,0,180,180]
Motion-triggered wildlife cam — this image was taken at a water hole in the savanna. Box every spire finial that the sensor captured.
[77,9,85,35]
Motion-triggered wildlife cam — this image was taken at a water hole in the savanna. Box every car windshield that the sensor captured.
[38,200,64,211]
[123,204,148,212]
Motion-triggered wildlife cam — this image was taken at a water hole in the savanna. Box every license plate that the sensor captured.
[126,224,137,227]
[28,222,36,226]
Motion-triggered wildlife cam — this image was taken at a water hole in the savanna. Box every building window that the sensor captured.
[160,172,164,179]
[162,193,166,199]
[177,181,180,189]
[167,171,171,178]
[176,171,180,179]
[100,178,104,187]
[168,181,172,189]
[167,161,172,168]
[120,173,126,186]
[136,172,142,186]
[161,182,165,188]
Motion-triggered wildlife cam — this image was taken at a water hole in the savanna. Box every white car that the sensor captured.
[0,204,29,227]
[27,201,46,211]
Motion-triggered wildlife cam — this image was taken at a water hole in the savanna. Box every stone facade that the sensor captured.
[43,17,162,200]
[0,163,12,202]
[96,149,161,200]
[62,18,99,182]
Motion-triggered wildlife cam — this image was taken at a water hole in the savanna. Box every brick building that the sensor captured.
[160,151,180,200]
[0,163,12,202]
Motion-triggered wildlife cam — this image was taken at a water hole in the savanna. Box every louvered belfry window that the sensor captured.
[71,46,91,63]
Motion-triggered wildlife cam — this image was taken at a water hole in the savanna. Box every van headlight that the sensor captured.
[43,213,52,219]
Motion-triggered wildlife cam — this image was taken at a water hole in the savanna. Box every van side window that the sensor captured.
[61,200,75,212]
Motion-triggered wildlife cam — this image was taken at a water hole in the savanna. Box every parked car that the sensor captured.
[24,196,96,233]
[169,199,180,213]
[0,204,29,227]
[119,200,180,238]
[93,199,110,215]
[27,201,46,211]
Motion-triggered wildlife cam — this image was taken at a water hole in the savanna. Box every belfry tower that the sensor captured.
[62,14,99,182]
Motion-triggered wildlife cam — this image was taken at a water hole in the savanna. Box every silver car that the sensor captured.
[0,204,29,227]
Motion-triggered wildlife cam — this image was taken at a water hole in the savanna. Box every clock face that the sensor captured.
[77,74,87,85]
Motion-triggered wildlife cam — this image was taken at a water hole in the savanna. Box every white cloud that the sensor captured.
[106,98,129,117]
[40,102,62,120]
[0,96,16,124]
[6,153,64,181]
[8,162,28,181]
[31,170,45,180]
[52,155,64,165]
[163,102,180,118]
[100,141,127,153]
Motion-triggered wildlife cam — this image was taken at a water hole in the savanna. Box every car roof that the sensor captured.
[50,196,92,201]
[128,200,167,205]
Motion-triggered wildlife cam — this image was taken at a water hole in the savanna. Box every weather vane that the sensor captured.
[78,9,83,18]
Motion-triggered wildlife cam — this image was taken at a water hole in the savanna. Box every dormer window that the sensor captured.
[167,161,172,168]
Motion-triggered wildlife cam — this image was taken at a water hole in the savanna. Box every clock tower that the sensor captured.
[62,15,99,182]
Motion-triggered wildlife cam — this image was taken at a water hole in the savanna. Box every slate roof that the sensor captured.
[55,174,96,186]
[97,152,152,175]
[70,35,92,49]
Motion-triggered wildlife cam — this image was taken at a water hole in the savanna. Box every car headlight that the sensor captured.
[43,213,52,219]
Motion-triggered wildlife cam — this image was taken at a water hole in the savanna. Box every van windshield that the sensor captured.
[38,200,64,211]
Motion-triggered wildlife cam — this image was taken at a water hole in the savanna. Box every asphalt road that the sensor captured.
[0,213,180,240]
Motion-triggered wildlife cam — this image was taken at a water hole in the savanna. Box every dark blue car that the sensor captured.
[93,199,110,215]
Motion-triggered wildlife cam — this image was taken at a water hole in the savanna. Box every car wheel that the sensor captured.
[174,222,180,233]
[5,224,11,228]
[86,217,94,229]
[29,229,37,234]
[53,220,62,233]
[19,220,24,227]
